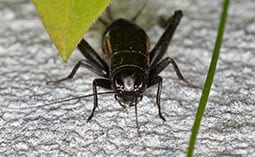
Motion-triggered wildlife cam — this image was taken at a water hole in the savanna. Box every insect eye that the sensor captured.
[134,77,142,87]
[115,77,123,86]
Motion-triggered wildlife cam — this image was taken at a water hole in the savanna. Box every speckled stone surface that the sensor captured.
[0,0,255,156]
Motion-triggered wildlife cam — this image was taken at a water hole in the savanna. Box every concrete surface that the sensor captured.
[0,0,255,156]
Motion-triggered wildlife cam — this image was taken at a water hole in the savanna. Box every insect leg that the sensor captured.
[150,57,172,77]
[150,10,183,68]
[150,57,201,89]
[87,78,112,122]
[148,76,166,121]
[169,57,202,88]
[47,60,106,85]
[78,39,109,76]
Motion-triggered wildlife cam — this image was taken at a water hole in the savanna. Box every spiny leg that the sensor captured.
[168,57,202,89]
[158,15,174,29]
[149,10,201,89]
[78,39,109,75]
[150,57,172,76]
[150,57,201,89]
[87,78,112,122]
[150,10,183,67]
[47,60,106,85]
[148,76,166,121]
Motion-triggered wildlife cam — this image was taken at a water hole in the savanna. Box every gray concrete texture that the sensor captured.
[0,0,255,156]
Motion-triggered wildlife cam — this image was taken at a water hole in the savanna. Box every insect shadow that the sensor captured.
[47,4,201,135]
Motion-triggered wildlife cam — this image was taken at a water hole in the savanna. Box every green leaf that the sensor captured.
[187,0,230,156]
[32,0,112,61]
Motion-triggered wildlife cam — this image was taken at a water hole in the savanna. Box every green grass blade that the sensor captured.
[186,0,230,156]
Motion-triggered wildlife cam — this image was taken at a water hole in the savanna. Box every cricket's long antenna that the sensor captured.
[4,91,115,110]
[131,0,148,22]
[98,7,113,27]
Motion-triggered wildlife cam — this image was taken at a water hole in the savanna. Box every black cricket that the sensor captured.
[48,10,199,128]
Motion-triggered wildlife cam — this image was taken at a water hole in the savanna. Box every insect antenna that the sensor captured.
[98,7,113,26]
[4,91,115,110]
[131,0,148,22]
